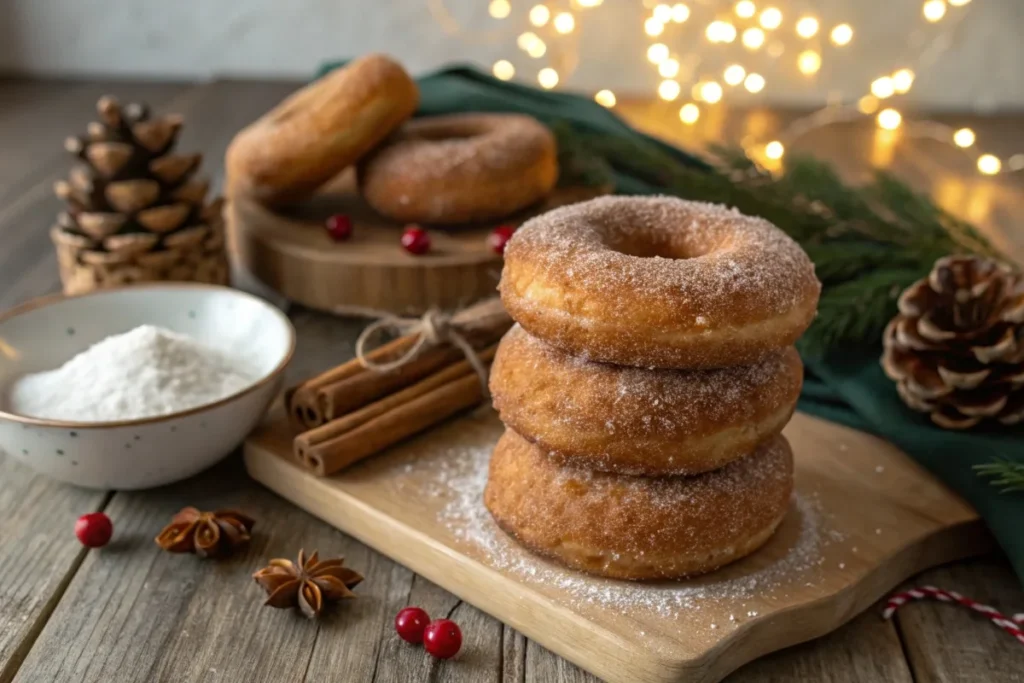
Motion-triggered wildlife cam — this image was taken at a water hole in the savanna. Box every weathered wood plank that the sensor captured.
[897,556,1024,683]
[503,628,527,683]
[726,608,913,682]
[525,640,601,683]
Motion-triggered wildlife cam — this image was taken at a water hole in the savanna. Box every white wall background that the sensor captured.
[1,0,1022,109]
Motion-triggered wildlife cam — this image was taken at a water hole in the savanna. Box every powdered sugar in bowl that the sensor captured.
[0,284,295,489]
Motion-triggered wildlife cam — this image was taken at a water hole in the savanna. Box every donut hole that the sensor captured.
[609,235,700,261]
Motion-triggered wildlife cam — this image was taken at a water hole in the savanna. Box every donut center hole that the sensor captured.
[613,238,695,260]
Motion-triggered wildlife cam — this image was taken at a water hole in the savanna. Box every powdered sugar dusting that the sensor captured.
[397,440,830,628]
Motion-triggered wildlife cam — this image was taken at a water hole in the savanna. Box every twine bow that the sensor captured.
[352,308,490,395]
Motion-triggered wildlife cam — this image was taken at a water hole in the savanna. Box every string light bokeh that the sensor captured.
[431,0,1016,177]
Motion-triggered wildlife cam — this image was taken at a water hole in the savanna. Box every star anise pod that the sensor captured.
[253,549,364,619]
[154,507,255,558]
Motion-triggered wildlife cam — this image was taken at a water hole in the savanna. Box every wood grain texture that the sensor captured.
[896,557,1024,682]
[243,405,992,683]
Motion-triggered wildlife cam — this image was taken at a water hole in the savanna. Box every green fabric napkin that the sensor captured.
[318,62,1024,583]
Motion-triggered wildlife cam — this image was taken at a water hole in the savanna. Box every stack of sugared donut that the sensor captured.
[484,195,821,580]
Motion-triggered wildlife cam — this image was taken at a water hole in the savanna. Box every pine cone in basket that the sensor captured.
[881,255,1024,429]
[51,96,229,294]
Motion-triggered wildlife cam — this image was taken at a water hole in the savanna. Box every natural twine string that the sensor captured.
[345,306,490,396]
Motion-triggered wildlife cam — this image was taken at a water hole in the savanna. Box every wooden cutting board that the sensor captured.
[228,171,609,315]
[243,408,990,683]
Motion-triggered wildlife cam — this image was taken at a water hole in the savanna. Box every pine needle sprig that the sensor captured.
[974,459,1024,493]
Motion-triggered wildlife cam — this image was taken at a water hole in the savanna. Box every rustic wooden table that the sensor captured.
[0,78,1022,683]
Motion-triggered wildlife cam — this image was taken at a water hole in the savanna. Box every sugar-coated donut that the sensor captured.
[500,195,821,369]
[358,113,558,224]
[490,324,802,475]
[226,54,419,206]
[484,430,793,580]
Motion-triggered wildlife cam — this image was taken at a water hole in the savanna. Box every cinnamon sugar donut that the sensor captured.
[226,54,419,205]
[490,324,802,475]
[357,113,558,224]
[500,196,821,369]
[484,430,793,580]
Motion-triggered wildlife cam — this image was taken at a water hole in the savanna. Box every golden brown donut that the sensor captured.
[484,429,793,580]
[500,195,821,369]
[357,113,558,224]
[490,324,802,475]
[226,54,419,205]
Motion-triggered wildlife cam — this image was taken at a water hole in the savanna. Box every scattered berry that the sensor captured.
[325,214,353,241]
[75,512,113,548]
[423,619,462,659]
[395,607,431,644]
[488,225,516,255]
[401,225,431,255]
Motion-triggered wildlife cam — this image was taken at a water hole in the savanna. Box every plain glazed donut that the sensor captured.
[226,54,419,206]
[500,195,821,369]
[490,324,802,475]
[357,113,558,224]
[484,430,793,580]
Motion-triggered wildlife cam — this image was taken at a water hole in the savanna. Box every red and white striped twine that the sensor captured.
[883,585,1024,646]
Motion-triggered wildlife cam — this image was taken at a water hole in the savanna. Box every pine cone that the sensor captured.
[51,96,229,294]
[881,255,1024,429]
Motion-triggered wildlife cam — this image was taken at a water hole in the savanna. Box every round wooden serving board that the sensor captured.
[228,171,608,314]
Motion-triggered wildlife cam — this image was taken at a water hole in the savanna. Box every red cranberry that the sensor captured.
[325,214,353,241]
[395,607,431,644]
[401,225,431,255]
[423,619,462,659]
[488,225,516,255]
[75,512,113,548]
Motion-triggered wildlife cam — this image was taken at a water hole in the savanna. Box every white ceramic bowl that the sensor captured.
[0,284,295,490]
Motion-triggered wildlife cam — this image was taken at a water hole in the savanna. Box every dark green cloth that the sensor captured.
[319,62,1024,583]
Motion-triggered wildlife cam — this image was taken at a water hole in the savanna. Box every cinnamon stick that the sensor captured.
[285,297,511,431]
[294,344,498,476]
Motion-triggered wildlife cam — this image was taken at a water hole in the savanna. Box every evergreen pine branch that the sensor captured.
[974,459,1024,493]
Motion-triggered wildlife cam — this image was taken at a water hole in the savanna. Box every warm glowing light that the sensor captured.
[679,103,700,124]
[700,81,723,103]
[526,38,547,57]
[923,0,947,22]
[517,32,539,50]
[724,64,747,86]
[744,72,766,93]
[538,68,559,89]
[645,17,665,36]
[830,23,853,46]
[892,69,915,93]
[742,27,766,49]
[658,80,682,101]
[654,4,673,22]
[877,108,902,130]
[489,0,511,19]
[796,17,819,38]
[1008,154,1024,171]
[492,60,515,81]
[798,50,821,75]
[553,11,575,33]
[735,1,756,19]
[577,0,601,6]
[706,20,737,43]
[871,76,896,99]
[671,3,690,22]
[765,141,785,159]
[529,4,551,26]
[978,154,1002,175]
[647,43,670,63]
[759,7,782,30]
[857,95,879,114]
[595,89,617,107]
[949,0,970,5]
[953,128,976,148]
[658,58,680,78]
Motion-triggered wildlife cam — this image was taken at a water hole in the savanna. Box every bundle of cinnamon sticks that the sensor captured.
[285,298,511,476]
